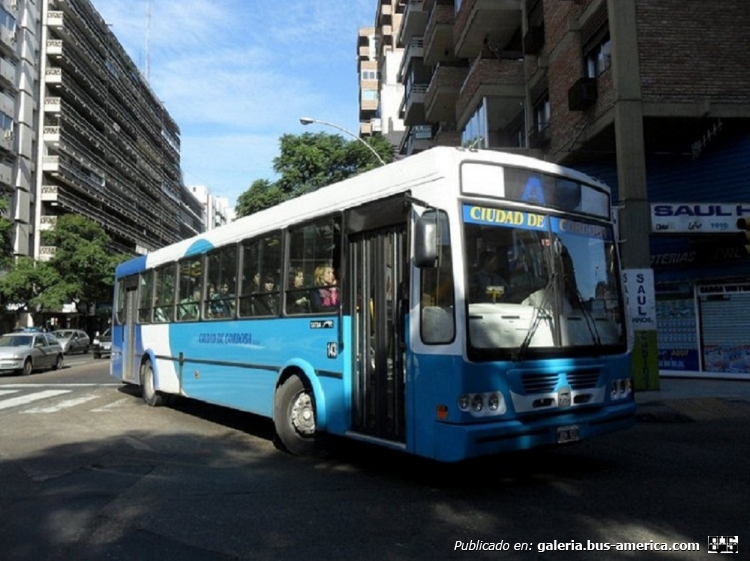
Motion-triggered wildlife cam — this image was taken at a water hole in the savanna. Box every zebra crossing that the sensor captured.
[0,384,131,415]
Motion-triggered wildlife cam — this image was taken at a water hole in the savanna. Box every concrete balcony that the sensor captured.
[46,39,63,58]
[403,83,427,126]
[0,159,11,185]
[456,55,525,131]
[41,185,59,202]
[44,97,62,114]
[425,64,466,124]
[454,0,522,59]
[424,3,455,65]
[0,130,13,154]
[399,0,428,46]
[39,246,57,262]
[0,25,15,56]
[40,216,58,231]
[399,36,424,82]
[43,126,61,145]
[0,57,15,88]
[45,67,63,86]
[43,155,61,174]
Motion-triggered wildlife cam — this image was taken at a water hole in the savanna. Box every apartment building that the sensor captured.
[396,0,750,377]
[188,184,235,231]
[358,0,406,147]
[2,0,203,264]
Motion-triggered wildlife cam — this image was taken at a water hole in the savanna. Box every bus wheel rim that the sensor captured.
[290,391,315,436]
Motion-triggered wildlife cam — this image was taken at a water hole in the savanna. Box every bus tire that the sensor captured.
[273,375,326,456]
[140,360,164,407]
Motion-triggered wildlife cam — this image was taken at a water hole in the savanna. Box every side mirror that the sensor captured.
[414,214,438,268]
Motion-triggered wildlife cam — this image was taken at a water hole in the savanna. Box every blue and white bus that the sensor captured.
[111,147,636,462]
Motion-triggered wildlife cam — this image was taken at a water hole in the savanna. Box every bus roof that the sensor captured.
[116,147,609,276]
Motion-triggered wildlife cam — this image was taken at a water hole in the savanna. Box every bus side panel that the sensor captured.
[168,317,345,421]
[141,324,181,394]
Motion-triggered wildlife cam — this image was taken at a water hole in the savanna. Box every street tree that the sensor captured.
[0,215,127,326]
[0,194,13,269]
[235,132,394,218]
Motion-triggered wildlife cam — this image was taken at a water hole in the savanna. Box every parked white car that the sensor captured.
[0,333,65,376]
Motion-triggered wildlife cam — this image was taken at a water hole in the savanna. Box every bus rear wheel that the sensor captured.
[273,375,327,456]
[140,360,164,407]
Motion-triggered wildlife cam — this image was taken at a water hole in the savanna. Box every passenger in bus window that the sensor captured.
[218,282,235,316]
[311,264,339,312]
[179,289,201,320]
[287,268,310,313]
[206,284,219,317]
[154,294,171,322]
[254,274,278,316]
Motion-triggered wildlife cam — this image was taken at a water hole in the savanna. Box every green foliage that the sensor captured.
[235,179,286,218]
[0,214,128,317]
[0,193,13,268]
[235,132,394,218]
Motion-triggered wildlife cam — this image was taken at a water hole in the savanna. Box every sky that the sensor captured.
[94,0,377,209]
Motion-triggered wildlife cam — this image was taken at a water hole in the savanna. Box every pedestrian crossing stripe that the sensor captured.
[0,389,71,411]
[22,393,100,414]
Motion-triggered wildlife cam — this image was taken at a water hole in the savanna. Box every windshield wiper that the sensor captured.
[515,271,557,361]
[573,287,602,349]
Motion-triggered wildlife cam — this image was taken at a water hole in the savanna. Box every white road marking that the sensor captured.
[0,389,20,396]
[22,393,101,414]
[0,389,71,411]
[90,397,131,412]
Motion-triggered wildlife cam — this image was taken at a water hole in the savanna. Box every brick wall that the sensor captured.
[637,0,750,104]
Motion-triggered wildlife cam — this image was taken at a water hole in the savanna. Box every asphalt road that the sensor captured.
[0,358,747,560]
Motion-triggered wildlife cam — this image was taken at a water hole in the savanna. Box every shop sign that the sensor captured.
[651,202,750,233]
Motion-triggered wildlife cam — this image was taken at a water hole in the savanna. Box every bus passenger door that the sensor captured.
[348,225,407,443]
[122,286,139,383]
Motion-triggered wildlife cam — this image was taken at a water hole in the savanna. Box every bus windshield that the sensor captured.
[464,205,626,359]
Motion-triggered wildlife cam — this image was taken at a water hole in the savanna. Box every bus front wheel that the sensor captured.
[140,360,164,407]
[273,375,326,456]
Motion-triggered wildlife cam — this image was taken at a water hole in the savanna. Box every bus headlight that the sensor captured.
[471,394,484,412]
[457,392,506,417]
[458,395,470,411]
[487,393,500,411]
[610,377,633,400]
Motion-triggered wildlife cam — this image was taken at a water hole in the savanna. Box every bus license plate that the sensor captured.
[556,425,580,444]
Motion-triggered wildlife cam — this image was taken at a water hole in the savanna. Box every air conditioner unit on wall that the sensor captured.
[568,77,597,111]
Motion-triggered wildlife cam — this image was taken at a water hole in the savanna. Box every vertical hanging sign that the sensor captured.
[622,269,660,390]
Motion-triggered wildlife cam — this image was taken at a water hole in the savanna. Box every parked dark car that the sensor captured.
[0,332,65,375]
[51,329,90,355]
[92,329,112,359]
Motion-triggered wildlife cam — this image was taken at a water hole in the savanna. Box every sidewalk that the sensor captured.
[635,376,750,422]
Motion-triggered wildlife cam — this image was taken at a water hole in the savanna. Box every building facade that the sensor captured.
[394,0,750,378]
[0,0,208,331]
[188,184,235,231]
[358,0,406,148]
[1,0,204,265]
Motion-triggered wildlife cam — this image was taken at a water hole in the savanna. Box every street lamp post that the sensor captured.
[299,117,386,167]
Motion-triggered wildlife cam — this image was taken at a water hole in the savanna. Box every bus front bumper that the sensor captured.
[429,401,637,462]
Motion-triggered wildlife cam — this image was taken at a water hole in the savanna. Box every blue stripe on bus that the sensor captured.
[185,239,214,256]
[115,255,148,277]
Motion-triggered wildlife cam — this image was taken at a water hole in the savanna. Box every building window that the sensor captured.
[461,99,488,149]
[361,70,379,81]
[362,90,379,102]
[534,96,550,133]
[584,32,611,78]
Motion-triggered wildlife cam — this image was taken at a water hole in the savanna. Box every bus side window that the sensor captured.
[177,256,203,321]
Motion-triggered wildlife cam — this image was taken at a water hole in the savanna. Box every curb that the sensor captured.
[636,397,750,423]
